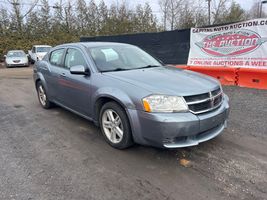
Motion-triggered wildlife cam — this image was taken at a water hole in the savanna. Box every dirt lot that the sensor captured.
[0,67,266,200]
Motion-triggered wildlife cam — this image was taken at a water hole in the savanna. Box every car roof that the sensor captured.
[56,42,135,49]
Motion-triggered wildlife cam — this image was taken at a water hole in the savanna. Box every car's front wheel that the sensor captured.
[36,82,52,109]
[100,102,133,149]
[30,58,35,64]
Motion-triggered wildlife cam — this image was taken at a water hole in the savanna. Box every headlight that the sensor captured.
[142,95,188,113]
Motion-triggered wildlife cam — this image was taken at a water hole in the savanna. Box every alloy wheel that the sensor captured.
[38,85,47,106]
[101,109,124,144]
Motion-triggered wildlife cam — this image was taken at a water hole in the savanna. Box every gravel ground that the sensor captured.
[0,67,266,200]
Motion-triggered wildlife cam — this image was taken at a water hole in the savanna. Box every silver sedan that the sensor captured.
[5,50,29,68]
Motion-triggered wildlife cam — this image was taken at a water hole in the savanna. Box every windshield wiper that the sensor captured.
[101,68,130,72]
[101,65,161,72]
[136,65,162,69]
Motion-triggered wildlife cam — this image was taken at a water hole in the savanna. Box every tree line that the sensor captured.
[0,0,158,57]
[0,0,265,57]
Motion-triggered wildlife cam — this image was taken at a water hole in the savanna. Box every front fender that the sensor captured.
[91,87,148,144]
[34,71,51,98]
[92,87,136,110]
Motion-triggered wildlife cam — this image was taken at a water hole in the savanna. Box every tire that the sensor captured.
[99,102,133,149]
[36,81,52,109]
[30,58,35,64]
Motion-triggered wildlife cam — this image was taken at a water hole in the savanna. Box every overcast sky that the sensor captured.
[111,0,258,20]
[0,0,260,18]
[0,0,257,11]
[111,0,256,11]
[236,0,255,10]
[102,0,256,12]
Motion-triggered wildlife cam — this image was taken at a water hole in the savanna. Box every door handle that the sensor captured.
[60,73,66,77]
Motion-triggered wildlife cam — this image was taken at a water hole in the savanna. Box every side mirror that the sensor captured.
[70,65,90,75]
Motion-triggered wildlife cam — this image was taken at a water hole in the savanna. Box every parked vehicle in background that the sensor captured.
[4,50,29,68]
[33,42,230,149]
[28,45,52,64]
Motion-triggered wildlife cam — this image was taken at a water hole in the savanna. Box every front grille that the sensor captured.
[184,87,223,114]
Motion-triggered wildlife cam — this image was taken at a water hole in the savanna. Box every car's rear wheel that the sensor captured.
[99,102,133,149]
[37,82,52,109]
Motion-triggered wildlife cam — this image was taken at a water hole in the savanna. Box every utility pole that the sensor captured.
[260,0,267,18]
[207,0,211,25]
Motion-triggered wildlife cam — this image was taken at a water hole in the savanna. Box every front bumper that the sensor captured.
[6,62,28,67]
[127,94,230,148]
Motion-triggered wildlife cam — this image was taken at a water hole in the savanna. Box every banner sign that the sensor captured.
[188,19,267,68]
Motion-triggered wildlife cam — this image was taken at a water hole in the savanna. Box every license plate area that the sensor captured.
[198,110,226,133]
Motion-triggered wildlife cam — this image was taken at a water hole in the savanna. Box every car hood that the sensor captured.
[6,57,27,62]
[103,66,220,96]
[36,52,47,58]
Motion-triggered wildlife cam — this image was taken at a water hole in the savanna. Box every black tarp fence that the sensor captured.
[80,29,191,64]
[80,20,244,65]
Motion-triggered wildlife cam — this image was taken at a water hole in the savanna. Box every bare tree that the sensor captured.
[63,1,75,33]
[223,2,247,23]
[98,0,108,35]
[40,0,51,32]
[211,0,229,24]
[76,0,88,34]
[177,0,196,29]
[0,8,10,32]
[168,0,184,30]
[159,0,169,30]
[7,0,39,32]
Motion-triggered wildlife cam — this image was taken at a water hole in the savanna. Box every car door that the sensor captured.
[45,48,66,101]
[57,47,92,117]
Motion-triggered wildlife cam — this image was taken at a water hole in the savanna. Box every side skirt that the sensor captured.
[52,100,97,124]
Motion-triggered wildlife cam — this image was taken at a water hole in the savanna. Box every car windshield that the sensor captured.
[37,47,51,53]
[88,45,162,72]
[7,51,26,57]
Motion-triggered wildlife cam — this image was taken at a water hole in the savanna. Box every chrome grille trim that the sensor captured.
[186,92,223,105]
[190,100,223,114]
[184,88,223,115]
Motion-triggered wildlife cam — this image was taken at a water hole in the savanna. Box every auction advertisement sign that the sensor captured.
[188,18,267,68]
